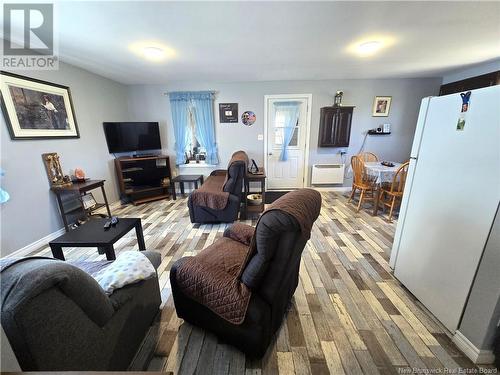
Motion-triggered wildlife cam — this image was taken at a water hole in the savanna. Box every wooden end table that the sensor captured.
[242,169,266,219]
[49,218,145,261]
[171,175,204,200]
[51,179,112,231]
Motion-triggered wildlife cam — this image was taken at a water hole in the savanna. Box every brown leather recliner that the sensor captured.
[187,151,248,223]
[171,189,322,357]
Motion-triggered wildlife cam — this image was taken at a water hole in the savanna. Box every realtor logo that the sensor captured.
[2,3,58,69]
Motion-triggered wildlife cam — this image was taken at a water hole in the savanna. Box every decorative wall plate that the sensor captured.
[241,111,256,126]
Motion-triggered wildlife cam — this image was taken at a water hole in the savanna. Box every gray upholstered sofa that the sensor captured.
[0,251,161,371]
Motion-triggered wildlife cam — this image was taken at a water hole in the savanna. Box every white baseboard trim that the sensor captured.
[5,200,124,259]
[6,227,66,258]
[452,330,495,364]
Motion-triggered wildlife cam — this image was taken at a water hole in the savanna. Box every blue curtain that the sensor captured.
[169,91,218,165]
[191,92,219,165]
[275,101,301,161]
[169,93,191,165]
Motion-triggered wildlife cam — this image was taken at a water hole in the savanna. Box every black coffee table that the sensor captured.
[49,218,145,261]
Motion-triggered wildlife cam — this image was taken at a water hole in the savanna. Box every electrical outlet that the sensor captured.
[257,134,263,141]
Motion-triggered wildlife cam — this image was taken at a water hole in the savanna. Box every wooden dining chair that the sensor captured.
[358,152,379,162]
[376,161,410,222]
[348,155,377,211]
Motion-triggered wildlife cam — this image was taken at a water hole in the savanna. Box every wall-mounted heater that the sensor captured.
[311,164,345,185]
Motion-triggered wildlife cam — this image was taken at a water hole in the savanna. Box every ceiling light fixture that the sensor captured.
[143,47,165,61]
[129,42,176,62]
[346,36,395,58]
[357,41,382,56]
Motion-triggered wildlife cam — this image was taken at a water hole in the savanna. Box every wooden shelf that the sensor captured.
[51,179,112,232]
[122,167,143,173]
[125,185,167,195]
[117,155,167,162]
[63,205,85,216]
[132,194,170,205]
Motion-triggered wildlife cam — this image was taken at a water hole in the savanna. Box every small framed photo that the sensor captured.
[0,71,79,139]
[219,103,238,123]
[372,96,392,117]
[81,193,97,210]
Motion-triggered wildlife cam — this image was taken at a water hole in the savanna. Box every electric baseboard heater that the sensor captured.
[311,164,345,184]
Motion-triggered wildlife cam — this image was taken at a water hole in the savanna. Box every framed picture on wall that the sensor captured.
[0,71,79,140]
[219,103,238,123]
[372,96,392,117]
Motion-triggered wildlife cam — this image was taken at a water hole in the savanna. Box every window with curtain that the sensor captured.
[186,110,204,158]
[169,91,219,165]
[273,101,301,161]
[274,111,299,147]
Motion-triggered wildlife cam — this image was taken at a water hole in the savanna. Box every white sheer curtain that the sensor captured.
[274,101,301,161]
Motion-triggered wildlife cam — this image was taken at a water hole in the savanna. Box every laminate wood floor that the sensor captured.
[28,191,481,374]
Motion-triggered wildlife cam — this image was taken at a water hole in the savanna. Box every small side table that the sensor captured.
[243,169,266,219]
[51,179,112,232]
[171,175,204,200]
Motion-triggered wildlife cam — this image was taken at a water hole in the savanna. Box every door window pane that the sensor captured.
[274,127,298,147]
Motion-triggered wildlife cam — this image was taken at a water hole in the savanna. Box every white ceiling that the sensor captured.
[4,1,500,84]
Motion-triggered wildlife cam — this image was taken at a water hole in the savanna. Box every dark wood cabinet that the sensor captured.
[439,71,500,96]
[318,106,354,147]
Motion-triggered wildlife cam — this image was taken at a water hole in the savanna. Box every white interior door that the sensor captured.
[393,86,500,332]
[265,95,311,190]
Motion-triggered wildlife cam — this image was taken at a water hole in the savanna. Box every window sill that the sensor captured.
[179,162,217,168]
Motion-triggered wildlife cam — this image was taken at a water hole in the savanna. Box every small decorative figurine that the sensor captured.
[334,90,344,106]
[42,152,72,187]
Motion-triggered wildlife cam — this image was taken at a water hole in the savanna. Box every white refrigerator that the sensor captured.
[390,85,500,333]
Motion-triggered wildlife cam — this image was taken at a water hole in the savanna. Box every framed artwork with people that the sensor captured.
[372,96,392,117]
[0,71,79,139]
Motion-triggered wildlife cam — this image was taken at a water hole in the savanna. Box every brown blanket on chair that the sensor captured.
[177,188,321,325]
[190,175,230,210]
[241,188,321,270]
[175,234,253,324]
[263,188,320,239]
[227,150,249,169]
[190,151,249,210]
[223,150,249,186]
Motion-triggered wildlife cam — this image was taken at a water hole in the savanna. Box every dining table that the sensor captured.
[364,161,402,216]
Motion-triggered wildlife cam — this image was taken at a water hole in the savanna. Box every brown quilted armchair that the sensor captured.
[187,151,248,223]
[171,189,322,357]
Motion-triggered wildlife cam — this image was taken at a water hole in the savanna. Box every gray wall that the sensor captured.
[442,58,500,84]
[459,206,500,351]
[126,78,441,185]
[1,62,130,256]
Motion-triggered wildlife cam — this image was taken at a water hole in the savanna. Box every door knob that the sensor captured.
[268,152,273,156]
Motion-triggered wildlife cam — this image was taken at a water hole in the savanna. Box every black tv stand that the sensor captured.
[114,155,171,205]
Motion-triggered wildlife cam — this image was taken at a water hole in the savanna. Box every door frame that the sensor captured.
[264,94,312,190]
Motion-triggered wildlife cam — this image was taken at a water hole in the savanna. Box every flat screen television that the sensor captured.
[103,122,161,153]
